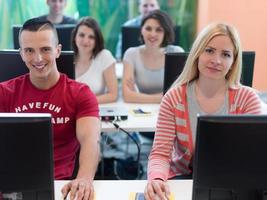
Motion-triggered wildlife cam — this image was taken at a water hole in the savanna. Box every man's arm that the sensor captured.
[76,116,101,180]
[61,116,101,200]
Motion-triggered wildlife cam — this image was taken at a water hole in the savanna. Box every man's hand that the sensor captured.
[144,179,170,200]
[61,177,94,200]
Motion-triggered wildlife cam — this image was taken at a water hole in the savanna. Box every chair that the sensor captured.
[12,24,75,51]
[163,51,256,94]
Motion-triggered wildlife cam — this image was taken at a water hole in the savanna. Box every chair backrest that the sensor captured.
[121,25,181,58]
[0,50,75,82]
[163,51,256,94]
[12,24,75,51]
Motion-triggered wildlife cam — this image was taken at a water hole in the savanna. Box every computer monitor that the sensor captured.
[163,52,187,94]
[163,51,256,94]
[12,24,75,51]
[121,25,180,58]
[0,50,75,82]
[0,113,54,200]
[192,115,267,200]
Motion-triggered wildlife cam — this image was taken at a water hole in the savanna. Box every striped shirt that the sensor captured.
[148,84,262,181]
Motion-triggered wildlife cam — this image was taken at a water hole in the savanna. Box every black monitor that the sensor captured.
[121,25,180,58]
[163,51,255,94]
[163,52,187,94]
[12,24,75,51]
[0,113,54,200]
[0,50,75,82]
[192,115,267,200]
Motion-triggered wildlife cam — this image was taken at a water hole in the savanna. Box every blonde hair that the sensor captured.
[172,22,242,88]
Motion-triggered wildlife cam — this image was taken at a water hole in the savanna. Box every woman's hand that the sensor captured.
[144,179,171,200]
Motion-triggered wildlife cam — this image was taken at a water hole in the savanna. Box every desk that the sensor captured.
[54,180,193,200]
[261,101,267,114]
[100,101,159,132]
[100,100,267,132]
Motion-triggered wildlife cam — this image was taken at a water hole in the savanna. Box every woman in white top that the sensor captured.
[72,17,118,103]
[122,10,184,103]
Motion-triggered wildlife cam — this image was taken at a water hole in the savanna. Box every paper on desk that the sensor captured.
[129,192,175,200]
[130,108,153,117]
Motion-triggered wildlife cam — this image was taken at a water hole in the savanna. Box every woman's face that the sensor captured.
[75,25,96,54]
[141,18,164,48]
[197,35,234,81]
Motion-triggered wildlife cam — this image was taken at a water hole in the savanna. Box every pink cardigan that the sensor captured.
[148,84,262,181]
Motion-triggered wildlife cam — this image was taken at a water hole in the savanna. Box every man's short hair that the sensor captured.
[19,17,59,45]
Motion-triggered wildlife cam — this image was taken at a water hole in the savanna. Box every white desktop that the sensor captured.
[100,98,267,133]
[100,101,159,132]
[54,180,193,200]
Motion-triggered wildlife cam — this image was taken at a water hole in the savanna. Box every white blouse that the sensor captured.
[76,49,116,95]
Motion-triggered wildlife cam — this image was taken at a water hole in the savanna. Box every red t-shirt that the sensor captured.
[0,74,99,179]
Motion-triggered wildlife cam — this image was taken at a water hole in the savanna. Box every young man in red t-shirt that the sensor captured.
[0,18,100,200]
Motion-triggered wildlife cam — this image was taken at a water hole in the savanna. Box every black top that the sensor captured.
[37,15,77,25]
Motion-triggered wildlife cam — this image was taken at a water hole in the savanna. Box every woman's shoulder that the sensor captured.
[124,46,141,55]
[229,84,260,101]
[165,45,184,53]
[96,49,115,59]
[123,46,143,61]
[230,84,259,94]
[162,84,187,104]
[94,49,116,69]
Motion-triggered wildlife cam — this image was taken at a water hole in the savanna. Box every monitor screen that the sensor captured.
[163,52,187,94]
[0,50,75,82]
[121,25,180,58]
[12,24,75,51]
[163,51,255,94]
[192,115,267,200]
[0,113,54,200]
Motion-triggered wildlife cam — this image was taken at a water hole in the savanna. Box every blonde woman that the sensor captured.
[145,22,262,200]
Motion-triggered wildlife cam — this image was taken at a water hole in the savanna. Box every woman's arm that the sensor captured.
[96,63,118,104]
[122,61,162,103]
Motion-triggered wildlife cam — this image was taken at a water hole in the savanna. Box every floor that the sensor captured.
[96,132,153,180]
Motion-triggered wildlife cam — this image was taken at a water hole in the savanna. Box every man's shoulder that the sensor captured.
[0,75,27,87]
[61,16,77,24]
[0,75,28,95]
[35,15,48,21]
[60,74,92,92]
[57,75,96,105]
[123,16,142,26]
[61,74,85,87]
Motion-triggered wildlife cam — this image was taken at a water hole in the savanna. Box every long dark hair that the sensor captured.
[140,10,175,47]
[71,16,104,58]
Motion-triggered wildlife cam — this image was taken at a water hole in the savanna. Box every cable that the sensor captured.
[108,120,141,179]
